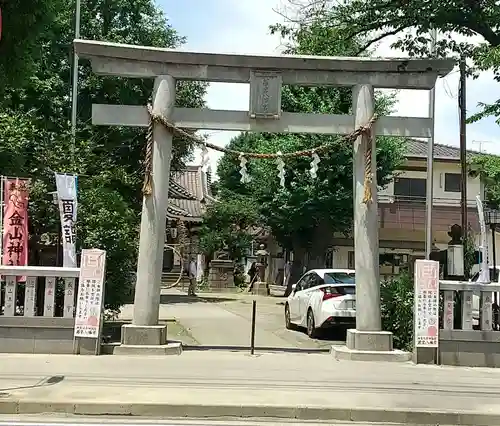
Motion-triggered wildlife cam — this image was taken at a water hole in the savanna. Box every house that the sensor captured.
[331,139,484,278]
[162,165,215,277]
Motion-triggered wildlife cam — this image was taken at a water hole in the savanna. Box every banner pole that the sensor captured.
[0,176,4,262]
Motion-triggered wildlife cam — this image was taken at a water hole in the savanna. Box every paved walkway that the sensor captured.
[0,352,500,424]
[119,289,342,349]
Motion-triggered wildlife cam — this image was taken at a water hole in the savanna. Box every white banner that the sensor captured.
[476,195,490,283]
[55,173,78,267]
[196,253,204,283]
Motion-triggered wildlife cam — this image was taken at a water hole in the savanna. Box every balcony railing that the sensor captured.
[379,194,479,207]
[377,195,480,233]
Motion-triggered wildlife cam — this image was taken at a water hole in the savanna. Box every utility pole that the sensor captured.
[70,0,81,164]
[425,28,438,259]
[459,55,468,243]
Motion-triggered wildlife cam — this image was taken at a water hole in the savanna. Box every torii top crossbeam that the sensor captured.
[74,39,454,139]
[74,39,454,90]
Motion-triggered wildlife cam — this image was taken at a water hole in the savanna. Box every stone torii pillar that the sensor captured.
[347,84,389,355]
[74,38,454,358]
[118,76,178,354]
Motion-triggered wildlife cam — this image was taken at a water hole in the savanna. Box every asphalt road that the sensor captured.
[0,417,425,426]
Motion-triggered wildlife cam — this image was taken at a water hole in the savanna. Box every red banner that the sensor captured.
[3,179,29,280]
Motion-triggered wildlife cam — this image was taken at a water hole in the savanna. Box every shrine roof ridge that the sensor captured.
[74,39,455,77]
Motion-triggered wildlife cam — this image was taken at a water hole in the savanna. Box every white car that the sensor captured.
[284,269,356,338]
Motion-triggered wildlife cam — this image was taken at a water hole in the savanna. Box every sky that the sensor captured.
[157,0,500,171]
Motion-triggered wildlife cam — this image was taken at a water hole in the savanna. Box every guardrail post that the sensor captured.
[481,291,493,331]
[461,290,474,330]
[443,291,454,330]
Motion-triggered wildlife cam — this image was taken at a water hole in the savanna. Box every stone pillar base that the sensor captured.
[252,281,269,296]
[114,324,182,356]
[330,329,411,362]
[346,329,393,351]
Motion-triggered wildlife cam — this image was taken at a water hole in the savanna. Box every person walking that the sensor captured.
[188,257,197,296]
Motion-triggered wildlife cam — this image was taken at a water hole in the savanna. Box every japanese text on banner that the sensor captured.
[74,249,106,339]
[414,259,440,348]
[55,173,78,267]
[2,179,29,280]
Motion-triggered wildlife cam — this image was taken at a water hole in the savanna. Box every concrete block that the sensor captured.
[17,401,74,414]
[346,328,393,351]
[113,342,182,356]
[413,346,436,364]
[252,281,269,296]
[331,345,412,362]
[74,402,133,415]
[121,324,167,346]
[350,408,406,424]
[0,400,18,414]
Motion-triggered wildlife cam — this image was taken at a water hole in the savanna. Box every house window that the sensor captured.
[444,173,462,193]
[394,178,426,201]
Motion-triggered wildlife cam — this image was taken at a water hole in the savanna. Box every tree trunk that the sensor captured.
[307,250,327,270]
[284,246,306,297]
[283,223,332,297]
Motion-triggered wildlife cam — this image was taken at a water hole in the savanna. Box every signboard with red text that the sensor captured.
[414,259,439,348]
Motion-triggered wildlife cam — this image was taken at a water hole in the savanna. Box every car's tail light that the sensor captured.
[321,287,341,301]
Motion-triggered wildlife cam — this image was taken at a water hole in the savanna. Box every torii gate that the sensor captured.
[74,39,453,359]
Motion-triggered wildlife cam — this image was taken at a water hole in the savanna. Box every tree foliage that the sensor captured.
[470,154,500,208]
[0,0,65,86]
[282,0,500,122]
[381,271,414,351]
[213,18,405,278]
[0,0,207,311]
[199,193,260,261]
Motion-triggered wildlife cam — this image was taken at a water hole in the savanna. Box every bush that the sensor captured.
[380,271,414,351]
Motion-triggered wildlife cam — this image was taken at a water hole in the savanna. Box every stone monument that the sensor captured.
[208,252,236,292]
[252,244,270,296]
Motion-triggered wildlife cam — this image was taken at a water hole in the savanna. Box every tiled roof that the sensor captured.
[405,139,480,160]
[169,180,196,200]
[166,165,214,222]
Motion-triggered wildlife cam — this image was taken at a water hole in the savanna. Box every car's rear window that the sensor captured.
[336,285,355,295]
[324,272,355,285]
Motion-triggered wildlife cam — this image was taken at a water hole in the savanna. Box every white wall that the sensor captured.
[378,161,482,206]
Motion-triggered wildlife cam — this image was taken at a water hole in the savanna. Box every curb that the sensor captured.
[1,400,499,425]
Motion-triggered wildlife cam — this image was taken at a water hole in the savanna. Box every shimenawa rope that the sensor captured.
[142,103,378,201]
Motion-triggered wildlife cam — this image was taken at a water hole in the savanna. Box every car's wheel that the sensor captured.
[285,303,292,329]
[306,308,317,338]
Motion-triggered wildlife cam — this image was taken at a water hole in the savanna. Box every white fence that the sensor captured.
[440,280,500,331]
[0,266,79,318]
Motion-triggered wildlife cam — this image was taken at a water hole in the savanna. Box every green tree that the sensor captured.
[0,0,64,86]
[289,0,500,122]
[0,0,207,311]
[199,193,260,262]
[381,272,414,351]
[470,153,500,208]
[215,18,405,282]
